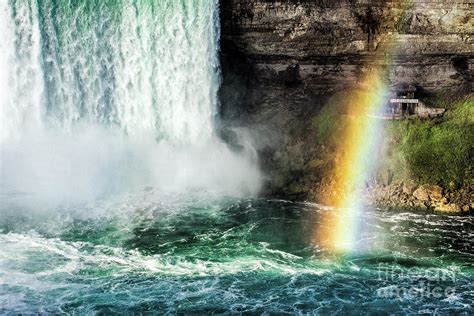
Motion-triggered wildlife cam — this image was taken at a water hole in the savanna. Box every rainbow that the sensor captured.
[314,0,418,251]
[316,70,388,252]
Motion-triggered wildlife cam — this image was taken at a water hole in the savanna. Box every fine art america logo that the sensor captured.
[375,264,457,300]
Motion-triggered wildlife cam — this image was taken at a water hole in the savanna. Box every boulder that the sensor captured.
[413,184,443,202]
[435,202,462,213]
[427,185,444,202]
[416,102,446,118]
[413,186,430,201]
[402,181,416,195]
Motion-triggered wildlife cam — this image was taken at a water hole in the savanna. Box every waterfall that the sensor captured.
[2,0,220,142]
[0,0,261,207]
[0,0,44,142]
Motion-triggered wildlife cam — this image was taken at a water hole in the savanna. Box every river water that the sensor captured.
[1,192,472,314]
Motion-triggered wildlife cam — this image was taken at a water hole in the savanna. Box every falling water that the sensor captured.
[2,0,221,141]
[0,0,261,206]
[0,0,44,141]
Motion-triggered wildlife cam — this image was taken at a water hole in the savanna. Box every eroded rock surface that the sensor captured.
[221,0,472,98]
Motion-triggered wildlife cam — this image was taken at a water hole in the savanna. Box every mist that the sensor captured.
[0,124,262,210]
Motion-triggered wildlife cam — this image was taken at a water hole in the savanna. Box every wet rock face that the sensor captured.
[219,0,473,200]
[220,0,473,95]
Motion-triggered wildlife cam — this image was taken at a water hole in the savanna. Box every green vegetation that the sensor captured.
[311,91,356,147]
[422,87,472,109]
[311,91,473,188]
[386,96,473,187]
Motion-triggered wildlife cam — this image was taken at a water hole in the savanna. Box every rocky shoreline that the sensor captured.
[368,183,473,214]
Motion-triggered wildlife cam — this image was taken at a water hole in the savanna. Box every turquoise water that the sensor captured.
[0,1,472,314]
[1,191,472,314]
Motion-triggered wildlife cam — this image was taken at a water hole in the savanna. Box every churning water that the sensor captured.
[0,1,472,314]
[0,194,473,314]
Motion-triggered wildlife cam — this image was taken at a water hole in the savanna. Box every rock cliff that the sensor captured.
[220,0,472,93]
[219,0,473,206]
